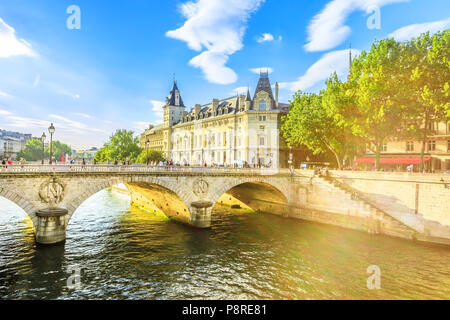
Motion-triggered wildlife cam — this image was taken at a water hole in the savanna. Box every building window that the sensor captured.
[381,143,387,152]
[259,137,265,146]
[258,116,267,121]
[428,141,436,151]
[406,141,414,152]
[259,100,266,111]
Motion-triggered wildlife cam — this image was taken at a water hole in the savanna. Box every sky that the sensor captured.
[0,0,449,149]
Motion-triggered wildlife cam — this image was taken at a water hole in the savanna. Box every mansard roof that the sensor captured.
[254,70,275,102]
[167,80,185,106]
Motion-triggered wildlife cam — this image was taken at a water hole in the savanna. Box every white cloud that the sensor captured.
[72,112,92,119]
[50,114,87,130]
[49,114,108,134]
[44,81,81,100]
[257,33,273,43]
[166,0,264,85]
[0,17,37,58]
[256,33,281,43]
[388,18,450,41]
[279,49,360,91]
[150,100,165,124]
[134,121,154,131]
[0,90,13,98]
[4,115,49,129]
[250,67,274,74]
[304,0,408,52]
[0,109,12,115]
[230,86,250,95]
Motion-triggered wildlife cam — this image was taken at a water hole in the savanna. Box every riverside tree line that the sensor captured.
[282,30,449,171]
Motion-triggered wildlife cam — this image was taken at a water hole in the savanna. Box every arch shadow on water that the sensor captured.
[212,181,290,217]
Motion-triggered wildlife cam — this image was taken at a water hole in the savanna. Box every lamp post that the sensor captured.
[146,139,150,165]
[48,123,55,164]
[40,132,46,165]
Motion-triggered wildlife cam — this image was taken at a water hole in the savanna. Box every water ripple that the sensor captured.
[0,190,449,300]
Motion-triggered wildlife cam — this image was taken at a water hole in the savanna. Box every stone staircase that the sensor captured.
[307,172,418,240]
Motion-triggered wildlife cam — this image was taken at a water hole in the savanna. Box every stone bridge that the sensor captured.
[0,165,300,244]
[1,165,449,245]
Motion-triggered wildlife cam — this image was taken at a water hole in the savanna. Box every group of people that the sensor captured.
[1,158,27,170]
[1,158,13,171]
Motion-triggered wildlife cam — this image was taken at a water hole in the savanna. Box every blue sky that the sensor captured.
[0,0,449,149]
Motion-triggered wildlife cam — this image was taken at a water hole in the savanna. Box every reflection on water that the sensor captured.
[0,189,449,300]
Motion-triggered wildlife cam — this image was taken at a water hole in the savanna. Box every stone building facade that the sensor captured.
[357,121,450,172]
[0,130,32,160]
[141,72,292,168]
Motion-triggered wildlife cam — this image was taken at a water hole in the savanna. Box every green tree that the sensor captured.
[94,147,109,163]
[281,90,358,169]
[50,140,72,161]
[401,30,450,171]
[348,38,407,170]
[94,129,142,163]
[17,139,71,162]
[137,149,166,164]
[17,139,45,161]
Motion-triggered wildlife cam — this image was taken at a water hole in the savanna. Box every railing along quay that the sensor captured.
[0,164,291,175]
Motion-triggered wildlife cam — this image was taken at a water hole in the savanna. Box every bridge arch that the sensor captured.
[0,188,39,228]
[211,178,290,216]
[61,176,192,227]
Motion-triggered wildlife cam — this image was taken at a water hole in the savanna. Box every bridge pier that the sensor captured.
[190,201,213,228]
[35,208,69,245]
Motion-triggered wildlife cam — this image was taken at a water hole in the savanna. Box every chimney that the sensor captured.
[275,82,279,108]
[212,99,219,114]
[194,104,202,117]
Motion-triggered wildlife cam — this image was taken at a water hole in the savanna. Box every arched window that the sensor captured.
[259,100,266,111]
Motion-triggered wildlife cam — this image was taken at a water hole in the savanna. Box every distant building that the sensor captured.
[72,147,99,160]
[0,130,32,160]
[356,122,450,172]
[141,72,294,168]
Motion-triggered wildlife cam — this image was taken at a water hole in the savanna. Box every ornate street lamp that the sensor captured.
[48,123,55,164]
[146,139,150,165]
[41,132,46,165]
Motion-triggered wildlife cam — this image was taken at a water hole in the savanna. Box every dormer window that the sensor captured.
[259,100,266,111]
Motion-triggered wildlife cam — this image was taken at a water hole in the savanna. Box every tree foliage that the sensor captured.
[137,149,166,164]
[282,29,449,170]
[401,30,450,170]
[17,139,71,162]
[282,90,361,169]
[94,129,142,163]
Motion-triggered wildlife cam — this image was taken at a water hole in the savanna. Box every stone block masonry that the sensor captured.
[0,168,449,245]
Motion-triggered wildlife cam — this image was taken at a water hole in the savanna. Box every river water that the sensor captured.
[0,189,449,300]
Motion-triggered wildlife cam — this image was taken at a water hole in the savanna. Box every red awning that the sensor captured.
[356,157,432,165]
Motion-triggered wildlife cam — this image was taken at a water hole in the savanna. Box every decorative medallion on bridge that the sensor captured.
[193,179,209,197]
[39,178,65,205]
